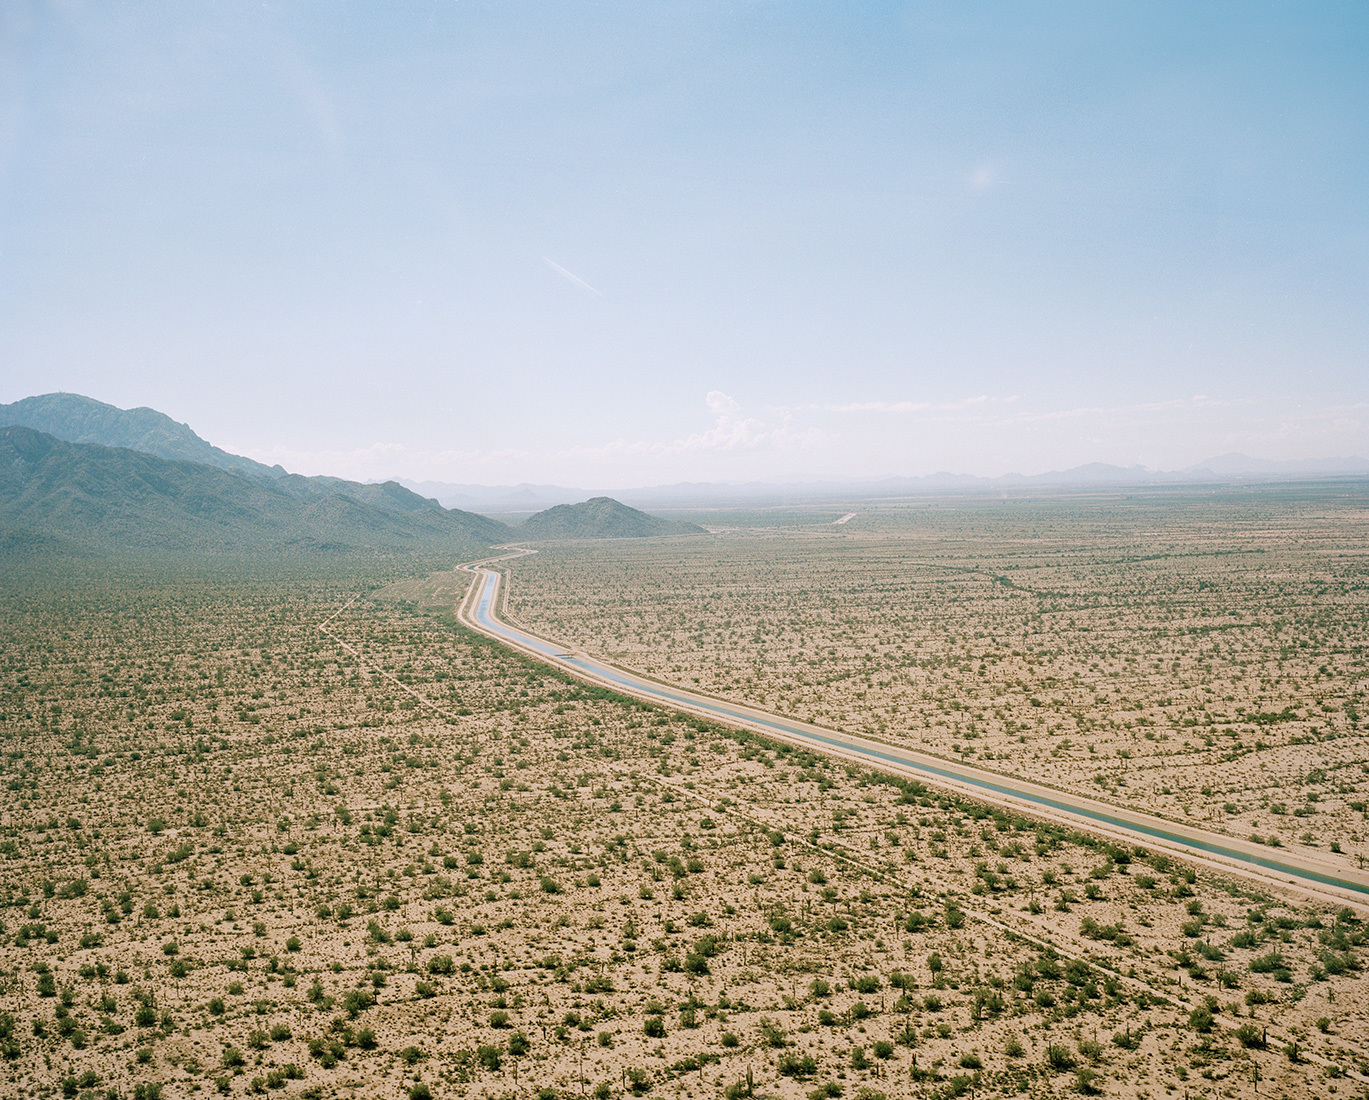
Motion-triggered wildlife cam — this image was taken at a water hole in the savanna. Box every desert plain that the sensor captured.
[1,488,1367,1100]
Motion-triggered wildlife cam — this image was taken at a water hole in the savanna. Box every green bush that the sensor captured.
[777,1053,818,1078]
[1045,1045,1077,1072]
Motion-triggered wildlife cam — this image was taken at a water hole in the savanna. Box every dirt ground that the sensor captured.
[502,489,1369,882]
[0,521,1366,1100]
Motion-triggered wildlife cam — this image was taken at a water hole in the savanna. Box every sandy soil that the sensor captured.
[501,491,1369,885]
[0,535,1365,1100]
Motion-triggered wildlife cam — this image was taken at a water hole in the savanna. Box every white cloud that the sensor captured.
[705,390,739,416]
[240,391,1366,488]
[563,391,827,461]
[829,400,931,414]
[824,394,990,414]
[677,390,768,451]
[243,391,830,486]
[967,163,996,193]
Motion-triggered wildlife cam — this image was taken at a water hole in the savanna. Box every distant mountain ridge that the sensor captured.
[0,426,508,555]
[396,479,592,511]
[0,393,286,480]
[396,455,1369,511]
[0,392,517,528]
[517,497,705,540]
[0,395,714,553]
[0,395,708,553]
[2,393,1364,548]
[1179,452,1369,478]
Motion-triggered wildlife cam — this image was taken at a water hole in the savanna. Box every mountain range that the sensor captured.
[0,425,507,555]
[2,392,1365,557]
[0,394,706,555]
[400,456,1369,512]
[0,392,287,480]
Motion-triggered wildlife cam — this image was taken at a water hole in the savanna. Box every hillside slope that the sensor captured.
[0,426,509,554]
[0,393,286,479]
[517,496,704,540]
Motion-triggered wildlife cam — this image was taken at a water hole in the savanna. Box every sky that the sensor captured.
[1,2,1366,488]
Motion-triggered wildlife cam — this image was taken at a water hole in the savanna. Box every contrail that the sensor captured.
[543,256,602,296]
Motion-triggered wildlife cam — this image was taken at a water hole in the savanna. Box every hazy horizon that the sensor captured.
[2,4,1366,488]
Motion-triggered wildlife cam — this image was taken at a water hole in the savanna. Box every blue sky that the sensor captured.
[2,2,1366,486]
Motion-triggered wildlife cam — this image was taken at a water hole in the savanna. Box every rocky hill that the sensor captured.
[516,496,704,540]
